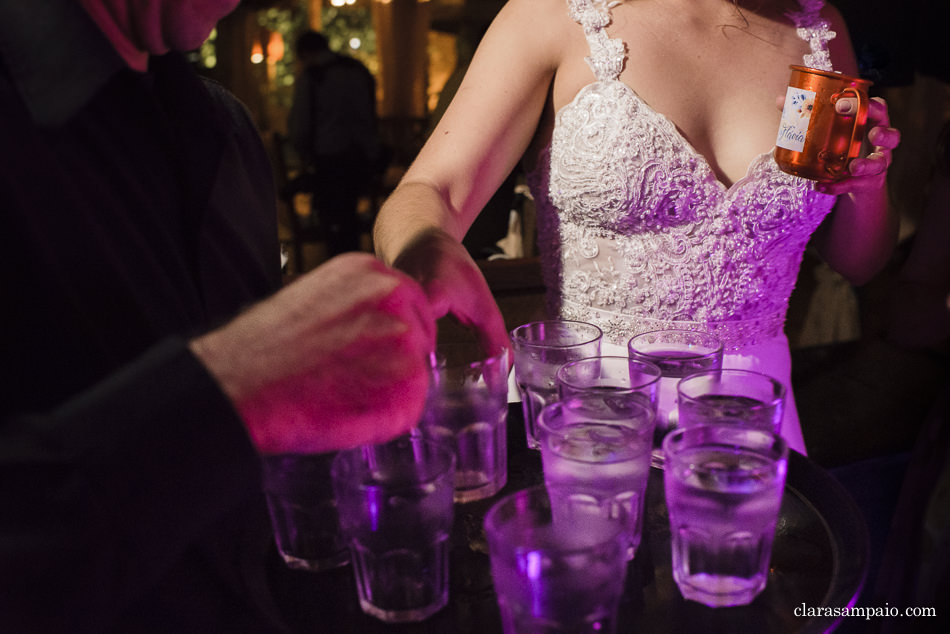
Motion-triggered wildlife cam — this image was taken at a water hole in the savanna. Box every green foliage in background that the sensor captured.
[192,1,378,111]
[320,6,378,76]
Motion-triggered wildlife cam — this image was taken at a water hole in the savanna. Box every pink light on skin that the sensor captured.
[79,0,240,71]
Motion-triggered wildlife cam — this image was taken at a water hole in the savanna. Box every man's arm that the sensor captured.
[0,339,257,632]
[1,253,436,631]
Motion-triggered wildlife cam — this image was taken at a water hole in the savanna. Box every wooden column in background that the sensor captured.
[372,0,430,119]
[308,0,322,30]
[214,7,269,130]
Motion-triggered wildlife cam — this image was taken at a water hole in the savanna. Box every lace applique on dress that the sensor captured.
[530,0,838,350]
[786,0,837,71]
[568,0,626,81]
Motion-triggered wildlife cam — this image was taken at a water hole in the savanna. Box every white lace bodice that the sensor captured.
[528,0,839,351]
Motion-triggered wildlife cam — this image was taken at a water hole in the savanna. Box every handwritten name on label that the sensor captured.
[776,87,815,152]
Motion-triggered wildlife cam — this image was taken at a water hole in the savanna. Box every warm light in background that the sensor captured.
[250,41,264,64]
[330,0,356,6]
[267,31,285,63]
[349,37,362,50]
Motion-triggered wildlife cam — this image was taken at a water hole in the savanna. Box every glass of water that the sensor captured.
[537,396,655,559]
[420,343,509,503]
[331,435,456,623]
[627,329,723,467]
[510,320,602,450]
[556,355,661,415]
[663,425,788,607]
[677,369,786,434]
[484,485,629,634]
[262,452,349,572]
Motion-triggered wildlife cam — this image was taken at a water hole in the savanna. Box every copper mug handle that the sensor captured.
[831,86,869,169]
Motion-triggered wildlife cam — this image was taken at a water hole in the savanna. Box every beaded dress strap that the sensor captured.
[567,0,626,82]
[786,0,836,71]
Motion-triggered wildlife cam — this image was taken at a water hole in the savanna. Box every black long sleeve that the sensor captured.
[0,11,283,629]
[0,339,262,632]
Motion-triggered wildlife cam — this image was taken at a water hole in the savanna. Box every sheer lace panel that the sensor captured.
[529,0,837,350]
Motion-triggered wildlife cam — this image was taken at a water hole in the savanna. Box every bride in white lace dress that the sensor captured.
[373,0,900,454]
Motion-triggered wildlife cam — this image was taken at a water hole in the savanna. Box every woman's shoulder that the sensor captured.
[819,2,861,76]
[493,0,591,36]
[819,1,846,23]
[480,0,580,72]
[494,0,575,30]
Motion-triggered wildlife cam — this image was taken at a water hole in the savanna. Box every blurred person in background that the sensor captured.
[287,29,383,256]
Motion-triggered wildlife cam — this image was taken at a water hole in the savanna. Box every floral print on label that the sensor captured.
[776,87,816,152]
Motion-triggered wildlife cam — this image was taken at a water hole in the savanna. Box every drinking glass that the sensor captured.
[510,320,602,449]
[262,452,349,571]
[677,369,786,434]
[663,425,788,607]
[556,354,661,416]
[484,485,629,634]
[420,343,509,503]
[537,397,655,559]
[627,329,723,467]
[331,435,456,623]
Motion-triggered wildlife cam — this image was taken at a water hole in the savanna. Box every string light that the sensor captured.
[250,41,264,64]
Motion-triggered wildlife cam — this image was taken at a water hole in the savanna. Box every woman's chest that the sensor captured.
[550,2,812,185]
[545,79,833,240]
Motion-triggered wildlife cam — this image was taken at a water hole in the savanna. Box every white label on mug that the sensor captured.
[776,87,815,152]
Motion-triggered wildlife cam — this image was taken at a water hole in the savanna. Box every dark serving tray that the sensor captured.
[254,404,869,633]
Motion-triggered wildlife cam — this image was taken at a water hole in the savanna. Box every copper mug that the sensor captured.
[774,65,872,182]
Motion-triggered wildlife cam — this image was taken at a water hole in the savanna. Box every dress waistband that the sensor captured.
[559,301,786,351]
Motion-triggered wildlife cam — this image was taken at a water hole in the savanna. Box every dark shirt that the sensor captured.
[0,1,283,631]
[287,52,381,167]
